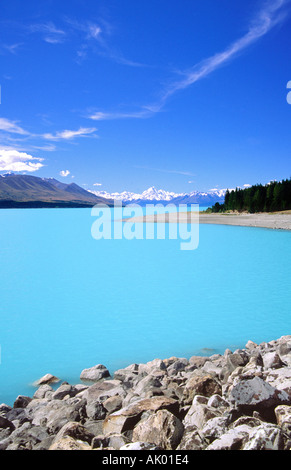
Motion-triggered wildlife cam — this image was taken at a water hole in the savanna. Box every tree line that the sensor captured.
[208,178,291,213]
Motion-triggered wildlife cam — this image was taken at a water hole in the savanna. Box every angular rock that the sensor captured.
[263,352,286,370]
[183,402,221,429]
[103,395,123,414]
[206,424,252,450]
[33,385,53,400]
[52,421,94,445]
[86,400,106,420]
[82,380,125,403]
[183,373,222,405]
[103,396,179,436]
[13,396,32,409]
[228,376,289,410]
[34,374,60,386]
[275,405,291,434]
[132,409,184,450]
[0,416,15,431]
[176,425,205,450]
[51,384,78,400]
[201,416,229,442]
[80,364,110,382]
[242,423,284,450]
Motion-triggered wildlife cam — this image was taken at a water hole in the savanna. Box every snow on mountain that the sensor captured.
[89,186,228,205]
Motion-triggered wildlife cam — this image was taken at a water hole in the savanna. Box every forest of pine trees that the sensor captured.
[209,178,291,213]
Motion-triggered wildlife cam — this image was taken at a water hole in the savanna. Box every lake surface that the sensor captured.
[0,208,291,405]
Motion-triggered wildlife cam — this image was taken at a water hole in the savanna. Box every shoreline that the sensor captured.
[1,335,291,450]
[123,210,291,231]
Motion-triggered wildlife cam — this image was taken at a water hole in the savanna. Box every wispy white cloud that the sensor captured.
[0,117,29,135]
[30,22,66,44]
[65,17,145,67]
[134,165,195,177]
[60,170,70,177]
[42,127,97,141]
[89,0,289,121]
[160,0,289,104]
[93,182,102,186]
[1,43,23,54]
[89,109,153,121]
[0,149,44,172]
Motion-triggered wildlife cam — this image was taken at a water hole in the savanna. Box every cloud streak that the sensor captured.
[89,0,289,121]
[42,127,97,141]
[0,117,29,135]
[134,165,196,177]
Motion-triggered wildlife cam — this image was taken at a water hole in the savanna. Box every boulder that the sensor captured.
[52,421,94,445]
[82,380,126,403]
[103,395,123,414]
[206,424,252,450]
[176,425,205,450]
[80,364,110,382]
[242,423,284,450]
[34,374,60,386]
[33,385,53,400]
[132,409,184,450]
[263,352,286,370]
[13,396,32,409]
[228,376,289,410]
[183,401,221,429]
[275,405,291,434]
[183,373,222,405]
[103,396,179,436]
[85,400,107,420]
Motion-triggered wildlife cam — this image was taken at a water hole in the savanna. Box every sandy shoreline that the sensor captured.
[124,210,291,231]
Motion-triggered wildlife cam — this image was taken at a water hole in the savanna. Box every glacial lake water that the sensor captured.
[0,207,291,406]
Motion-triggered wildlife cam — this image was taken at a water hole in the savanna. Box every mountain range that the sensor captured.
[90,186,227,206]
[0,174,227,208]
[0,174,113,208]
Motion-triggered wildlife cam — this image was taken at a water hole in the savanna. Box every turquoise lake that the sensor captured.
[0,208,291,406]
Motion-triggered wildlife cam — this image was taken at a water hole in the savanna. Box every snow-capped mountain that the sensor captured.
[89,186,228,206]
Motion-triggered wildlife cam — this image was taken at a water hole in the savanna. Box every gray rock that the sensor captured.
[263,351,286,370]
[34,374,60,386]
[103,395,123,414]
[103,396,180,436]
[132,409,184,450]
[228,376,289,410]
[52,421,94,445]
[183,402,221,429]
[206,424,252,450]
[80,364,110,382]
[33,385,53,400]
[242,423,284,450]
[201,416,229,442]
[176,425,205,450]
[86,400,107,420]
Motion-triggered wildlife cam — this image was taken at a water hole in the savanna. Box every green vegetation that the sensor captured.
[207,178,291,214]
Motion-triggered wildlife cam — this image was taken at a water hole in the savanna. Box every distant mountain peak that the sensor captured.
[89,186,227,205]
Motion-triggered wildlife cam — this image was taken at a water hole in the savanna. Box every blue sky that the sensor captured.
[0,0,291,193]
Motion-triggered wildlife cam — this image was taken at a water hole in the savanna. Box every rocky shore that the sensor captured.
[1,336,291,451]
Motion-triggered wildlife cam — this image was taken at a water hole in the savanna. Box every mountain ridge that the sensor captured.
[90,186,227,206]
[0,174,114,208]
